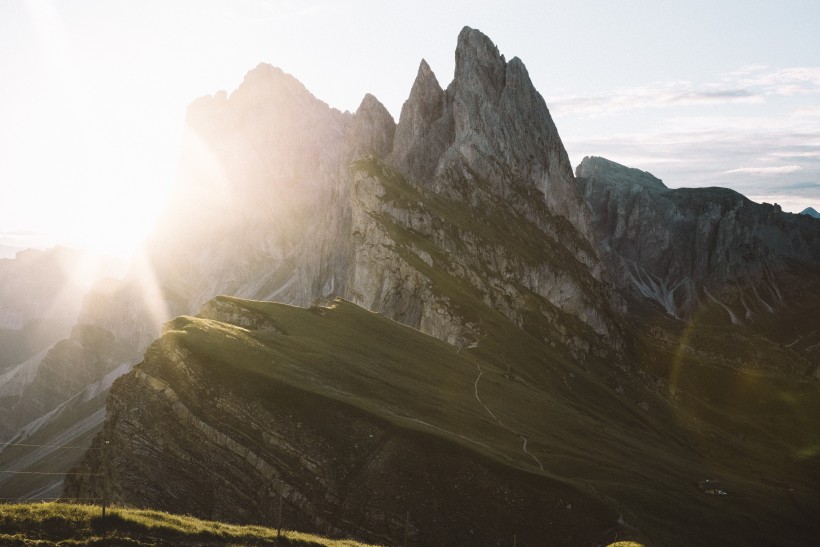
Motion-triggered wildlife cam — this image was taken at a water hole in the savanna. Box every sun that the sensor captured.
[9,0,170,263]
[50,198,160,262]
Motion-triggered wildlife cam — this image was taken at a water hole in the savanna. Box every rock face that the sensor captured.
[141,26,616,349]
[392,28,594,246]
[576,156,820,320]
[0,248,122,438]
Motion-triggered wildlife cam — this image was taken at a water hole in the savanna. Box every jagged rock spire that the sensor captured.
[390,26,594,243]
[390,59,453,182]
[348,93,396,159]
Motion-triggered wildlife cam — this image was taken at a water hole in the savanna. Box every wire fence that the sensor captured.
[1,441,101,451]
[0,497,102,502]
[0,470,102,476]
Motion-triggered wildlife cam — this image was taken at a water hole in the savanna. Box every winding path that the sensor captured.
[473,363,544,472]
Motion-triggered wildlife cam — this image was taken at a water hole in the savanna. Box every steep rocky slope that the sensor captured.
[576,156,820,368]
[0,248,122,438]
[0,248,120,376]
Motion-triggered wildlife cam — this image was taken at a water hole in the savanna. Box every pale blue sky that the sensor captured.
[1,0,819,257]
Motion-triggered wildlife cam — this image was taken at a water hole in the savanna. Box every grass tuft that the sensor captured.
[0,502,381,546]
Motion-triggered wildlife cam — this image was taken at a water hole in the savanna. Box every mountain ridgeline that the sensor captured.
[2,26,818,546]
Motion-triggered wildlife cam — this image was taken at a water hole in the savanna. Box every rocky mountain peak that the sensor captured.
[390,59,452,183]
[349,93,396,159]
[389,25,590,249]
[453,26,506,104]
[238,62,310,96]
[801,206,820,218]
[576,156,667,192]
[441,27,594,243]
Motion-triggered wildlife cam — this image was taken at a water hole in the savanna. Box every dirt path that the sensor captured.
[473,363,544,472]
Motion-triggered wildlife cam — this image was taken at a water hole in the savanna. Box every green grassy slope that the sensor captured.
[0,502,379,546]
[159,294,819,546]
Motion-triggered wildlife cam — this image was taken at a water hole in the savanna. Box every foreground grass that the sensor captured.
[0,502,380,546]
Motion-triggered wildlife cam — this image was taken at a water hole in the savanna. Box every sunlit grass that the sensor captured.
[0,502,381,546]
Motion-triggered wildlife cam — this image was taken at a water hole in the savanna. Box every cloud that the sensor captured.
[548,83,763,117]
[723,166,802,176]
[794,106,820,117]
[726,66,820,96]
[548,65,820,118]
[776,181,820,191]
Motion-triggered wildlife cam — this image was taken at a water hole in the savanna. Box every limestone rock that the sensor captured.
[576,155,820,321]
[347,93,396,160]
[390,59,452,183]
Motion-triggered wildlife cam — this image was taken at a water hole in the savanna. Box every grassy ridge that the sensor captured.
[0,502,380,546]
[161,295,820,546]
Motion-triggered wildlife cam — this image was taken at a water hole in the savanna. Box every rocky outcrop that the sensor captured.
[347,93,396,160]
[390,59,452,183]
[576,156,820,320]
[391,28,595,248]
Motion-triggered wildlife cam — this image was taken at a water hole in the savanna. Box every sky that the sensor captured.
[1,0,819,259]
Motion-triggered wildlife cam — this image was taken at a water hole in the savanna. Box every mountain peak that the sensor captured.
[350,93,396,159]
[456,26,505,67]
[453,26,506,104]
[417,58,435,80]
[800,206,820,218]
[576,156,667,191]
[390,59,451,182]
[356,93,391,118]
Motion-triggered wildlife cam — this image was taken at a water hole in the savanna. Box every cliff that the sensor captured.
[576,155,820,365]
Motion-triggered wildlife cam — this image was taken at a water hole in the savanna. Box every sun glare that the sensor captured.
[11,0,172,263]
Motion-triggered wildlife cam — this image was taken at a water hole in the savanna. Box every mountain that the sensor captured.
[0,248,123,434]
[575,156,820,363]
[2,25,616,508]
[3,26,819,546]
[0,249,127,499]
[801,206,820,218]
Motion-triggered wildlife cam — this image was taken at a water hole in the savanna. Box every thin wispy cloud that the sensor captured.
[725,66,820,96]
[549,82,762,117]
[794,106,820,117]
[549,66,820,117]
[723,166,803,176]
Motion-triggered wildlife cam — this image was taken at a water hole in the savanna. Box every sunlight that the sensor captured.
[128,245,171,342]
[15,0,170,263]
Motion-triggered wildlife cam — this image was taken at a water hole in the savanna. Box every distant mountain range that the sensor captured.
[2,26,818,547]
